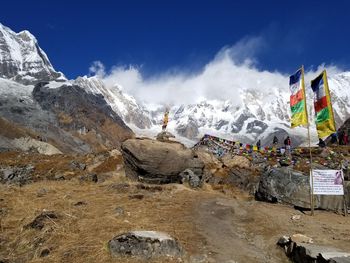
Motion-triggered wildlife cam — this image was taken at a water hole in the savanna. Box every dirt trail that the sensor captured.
[195,197,289,263]
[194,195,350,263]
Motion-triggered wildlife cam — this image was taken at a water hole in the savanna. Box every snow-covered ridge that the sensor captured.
[0,23,64,84]
[51,72,350,147]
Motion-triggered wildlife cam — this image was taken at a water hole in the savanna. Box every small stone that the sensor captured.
[291,215,301,221]
[128,194,144,200]
[291,234,313,244]
[180,169,202,188]
[79,173,98,183]
[277,235,290,246]
[37,188,48,197]
[40,248,50,257]
[70,161,86,170]
[54,174,65,181]
[115,207,124,216]
[0,208,8,216]
[73,201,87,206]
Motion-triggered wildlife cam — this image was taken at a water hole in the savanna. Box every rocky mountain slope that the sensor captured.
[0,24,133,153]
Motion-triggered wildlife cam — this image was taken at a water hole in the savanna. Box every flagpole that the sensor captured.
[302,65,314,215]
[307,121,314,216]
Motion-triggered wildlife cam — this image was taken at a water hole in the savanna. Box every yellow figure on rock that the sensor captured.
[162,109,169,131]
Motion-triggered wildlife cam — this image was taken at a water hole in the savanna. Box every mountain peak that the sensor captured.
[0,23,62,85]
[17,30,37,42]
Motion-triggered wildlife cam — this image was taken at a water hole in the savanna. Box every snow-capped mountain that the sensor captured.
[1,22,350,149]
[0,24,133,153]
[96,71,350,147]
[39,71,350,148]
[0,23,64,85]
[146,72,350,146]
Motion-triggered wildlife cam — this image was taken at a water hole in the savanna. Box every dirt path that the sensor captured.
[194,194,350,263]
[194,197,288,263]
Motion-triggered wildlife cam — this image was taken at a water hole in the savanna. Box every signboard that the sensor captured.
[312,169,344,195]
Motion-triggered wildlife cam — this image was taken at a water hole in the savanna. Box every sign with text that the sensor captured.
[312,170,344,195]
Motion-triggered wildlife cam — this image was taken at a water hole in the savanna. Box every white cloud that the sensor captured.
[89,37,342,107]
[89,61,106,77]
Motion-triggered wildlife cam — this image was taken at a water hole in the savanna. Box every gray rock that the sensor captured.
[73,201,87,206]
[25,211,58,230]
[108,231,183,259]
[70,161,86,171]
[0,165,34,185]
[39,248,50,257]
[156,131,175,142]
[79,173,98,183]
[121,138,204,184]
[277,235,290,247]
[278,235,350,263]
[256,167,350,212]
[115,207,124,216]
[54,174,65,181]
[180,169,202,188]
[37,188,48,197]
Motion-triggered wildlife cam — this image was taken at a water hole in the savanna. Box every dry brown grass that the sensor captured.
[91,155,124,174]
[2,150,350,262]
[0,172,211,263]
[0,151,90,181]
[57,112,73,125]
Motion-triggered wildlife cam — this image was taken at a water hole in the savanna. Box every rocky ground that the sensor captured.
[0,145,350,263]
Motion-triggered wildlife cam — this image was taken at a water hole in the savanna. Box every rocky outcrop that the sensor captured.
[12,137,62,155]
[74,76,153,129]
[256,167,350,212]
[121,138,204,184]
[278,234,350,263]
[32,82,134,151]
[108,231,183,259]
[0,165,34,185]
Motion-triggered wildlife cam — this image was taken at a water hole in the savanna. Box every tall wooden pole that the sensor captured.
[307,123,314,215]
[301,65,314,215]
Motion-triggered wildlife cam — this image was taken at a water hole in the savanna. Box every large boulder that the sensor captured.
[108,231,183,259]
[121,138,204,184]
[256,167,350,212]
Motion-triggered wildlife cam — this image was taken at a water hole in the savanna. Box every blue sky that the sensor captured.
[2,0,350,79]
